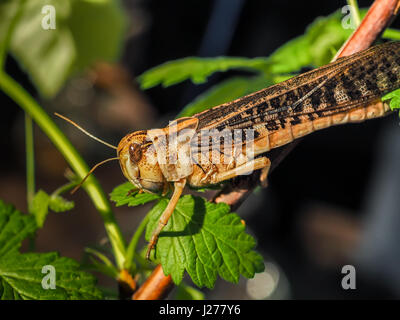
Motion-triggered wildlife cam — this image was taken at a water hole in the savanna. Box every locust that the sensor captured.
[56,41,400,260]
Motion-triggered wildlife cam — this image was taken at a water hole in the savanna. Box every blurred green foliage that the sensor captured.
[0,0,126,97]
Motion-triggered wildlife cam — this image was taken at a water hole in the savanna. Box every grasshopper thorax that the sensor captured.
[117,131,166,193]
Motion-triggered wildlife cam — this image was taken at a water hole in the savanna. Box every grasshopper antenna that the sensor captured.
[71,157,119,194]
[54,113,119,194]
[54,113,117,150]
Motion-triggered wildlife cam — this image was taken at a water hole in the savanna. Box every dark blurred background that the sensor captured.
[1,0,400,299]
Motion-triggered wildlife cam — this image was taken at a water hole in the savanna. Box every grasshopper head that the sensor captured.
[117,131,166,193]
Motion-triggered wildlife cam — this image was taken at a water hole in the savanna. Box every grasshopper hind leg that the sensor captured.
[214,157,271,183]
[146,178,186,260]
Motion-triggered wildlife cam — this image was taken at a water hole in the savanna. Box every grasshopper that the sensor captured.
[57,41,400,260]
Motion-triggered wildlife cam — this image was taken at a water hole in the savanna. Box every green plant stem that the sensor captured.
[124,212,150,272]
[85,247,119,278]
[383,28,400,40]
[347,0,361,27]
[0,71,126,269]
[24,113,35,251]
[52,181,76,197]
[24,113,35,209]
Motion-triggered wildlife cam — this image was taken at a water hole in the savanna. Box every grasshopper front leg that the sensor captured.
[146,178,187,259]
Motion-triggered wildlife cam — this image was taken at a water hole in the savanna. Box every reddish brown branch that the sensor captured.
[335,0,400,58]
[132,0,400,300]
[132,265,173,300]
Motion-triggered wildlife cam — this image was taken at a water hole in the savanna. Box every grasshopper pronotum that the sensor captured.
[57,41,400,259]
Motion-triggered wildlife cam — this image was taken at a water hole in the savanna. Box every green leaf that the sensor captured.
[0,200,37,257]
[0,200,101,300]
[49,195,74,213]
[145,195,264,288]
[0,251,102,299]
[0,0,126,97]
[382,88,400,113]
[266,10,354,74]
[110,182,161,207]
[138,56,269,89]
[174,282,205,300]
[31,190,50,228]
[31,190,74,228]
[178,75,274,117]
[266,36,314,74]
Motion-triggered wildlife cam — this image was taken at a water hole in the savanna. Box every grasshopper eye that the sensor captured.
[129,143,142,163]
